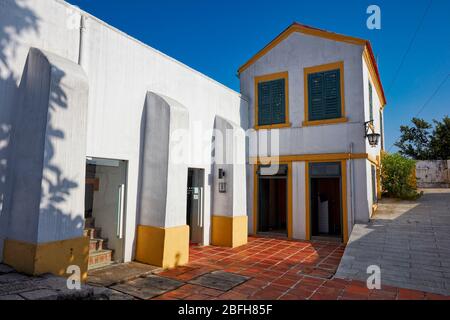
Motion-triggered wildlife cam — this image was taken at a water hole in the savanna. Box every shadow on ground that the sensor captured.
[336,189,450,296]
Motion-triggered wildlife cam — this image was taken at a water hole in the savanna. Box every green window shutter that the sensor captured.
[258,82,272,126]
[308,73,325,121]
[308,69,341,121]
[258,79,286,126]
[369,81,373,121]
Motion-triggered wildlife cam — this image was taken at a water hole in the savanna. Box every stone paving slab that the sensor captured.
[91,287,136,300]
[0,264,99,300]
[88,262,159,287]
[111,275,184,299]
[336,189,450,296]
[20,289,60,300]
[188,271,250,291]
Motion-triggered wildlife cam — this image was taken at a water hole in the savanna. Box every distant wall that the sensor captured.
[416,160,450,188]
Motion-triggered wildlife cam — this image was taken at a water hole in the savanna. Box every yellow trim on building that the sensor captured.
[376,155,382,199]
[367,154,379,167]
[239,23,366,74]
[287,162,293,239]
[211,215,248,248]
[254,71,290,130]
[303,61,346,126]
[302,117,348,127]
[304,162,311,241]
[252,162,293,239]
[363,46,387,107]
[304,160,349,244]
[253,164,258,235]
[135,225,189,269]
[238,23,386,107]
[3,237,90,282]
[341,160,349,244]
[250,152,370,165]
[372,204,379,217]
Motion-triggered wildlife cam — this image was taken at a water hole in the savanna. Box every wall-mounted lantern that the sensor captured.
[364,120,381,148]
[218,168,227,193]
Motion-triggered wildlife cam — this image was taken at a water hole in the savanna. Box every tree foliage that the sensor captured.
[395,116,450,160]
[429,117,450,160]
[381,153,420,200]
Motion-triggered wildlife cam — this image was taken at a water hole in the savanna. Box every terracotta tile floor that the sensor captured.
[153,237,449,300]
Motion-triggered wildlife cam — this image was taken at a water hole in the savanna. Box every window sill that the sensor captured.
[254,123,292,130]
[302,117,348,127]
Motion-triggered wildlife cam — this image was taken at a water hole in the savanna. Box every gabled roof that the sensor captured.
[238,22,386,106]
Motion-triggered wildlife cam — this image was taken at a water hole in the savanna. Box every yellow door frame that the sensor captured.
[253,162,293,239]
[305,160,349,244]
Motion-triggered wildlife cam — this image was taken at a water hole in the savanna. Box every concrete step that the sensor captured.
[84,227,102,240]
[89,238,108,252]
[88,250,113,270]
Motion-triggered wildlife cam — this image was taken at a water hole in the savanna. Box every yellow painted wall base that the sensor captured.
[135,225,189,269]
[3,237,90,282]
[212,215,248,248]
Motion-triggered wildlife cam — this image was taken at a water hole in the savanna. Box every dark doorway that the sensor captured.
[309,162,342,239]
[258,165,288,236]
[84,157,127,267]
[186,168,204,244]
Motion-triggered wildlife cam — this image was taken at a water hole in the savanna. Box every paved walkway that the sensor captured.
[336,189,450,296]
[0,264,104,300]
[148,236,446,300]
[1,235,448,300]
[2,234,449,299]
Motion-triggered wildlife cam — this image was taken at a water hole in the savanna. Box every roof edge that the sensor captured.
[238,22,386,106]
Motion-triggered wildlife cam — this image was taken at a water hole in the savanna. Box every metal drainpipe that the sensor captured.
[349,143,355,227]
[78,14,86,66]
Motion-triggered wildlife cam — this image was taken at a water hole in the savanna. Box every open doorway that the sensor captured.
[186,168,204,245]
[309,162,342,241]
[257,165,288,236]
[85,158,127,269]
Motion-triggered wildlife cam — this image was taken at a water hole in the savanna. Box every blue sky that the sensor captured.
[67,0,450,151]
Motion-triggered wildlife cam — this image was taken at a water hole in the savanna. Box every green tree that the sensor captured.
[381,153,420,200]
[395,118,432,160]
[429,116,450,160]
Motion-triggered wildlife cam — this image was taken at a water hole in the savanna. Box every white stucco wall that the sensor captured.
[6,47,88,245]
[292,161,306,239]
[240,32,367,157]
[0,0,83,262]
[416,160,450,188]
[353,159,371,223]
[362,57,383,159]
[212,116,247,218]
[0,0,247,262]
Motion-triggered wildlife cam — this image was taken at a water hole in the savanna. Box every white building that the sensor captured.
[240,23,386,244]
[0,2,386,281]
[0,0,248,281]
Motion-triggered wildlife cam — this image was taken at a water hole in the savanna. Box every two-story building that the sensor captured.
[240,23,386,244]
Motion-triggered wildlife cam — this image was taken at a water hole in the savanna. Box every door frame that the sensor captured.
[305,160,348,243]
[186,167,205,245]
[253,162,293,238]
[86,156,128,263]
